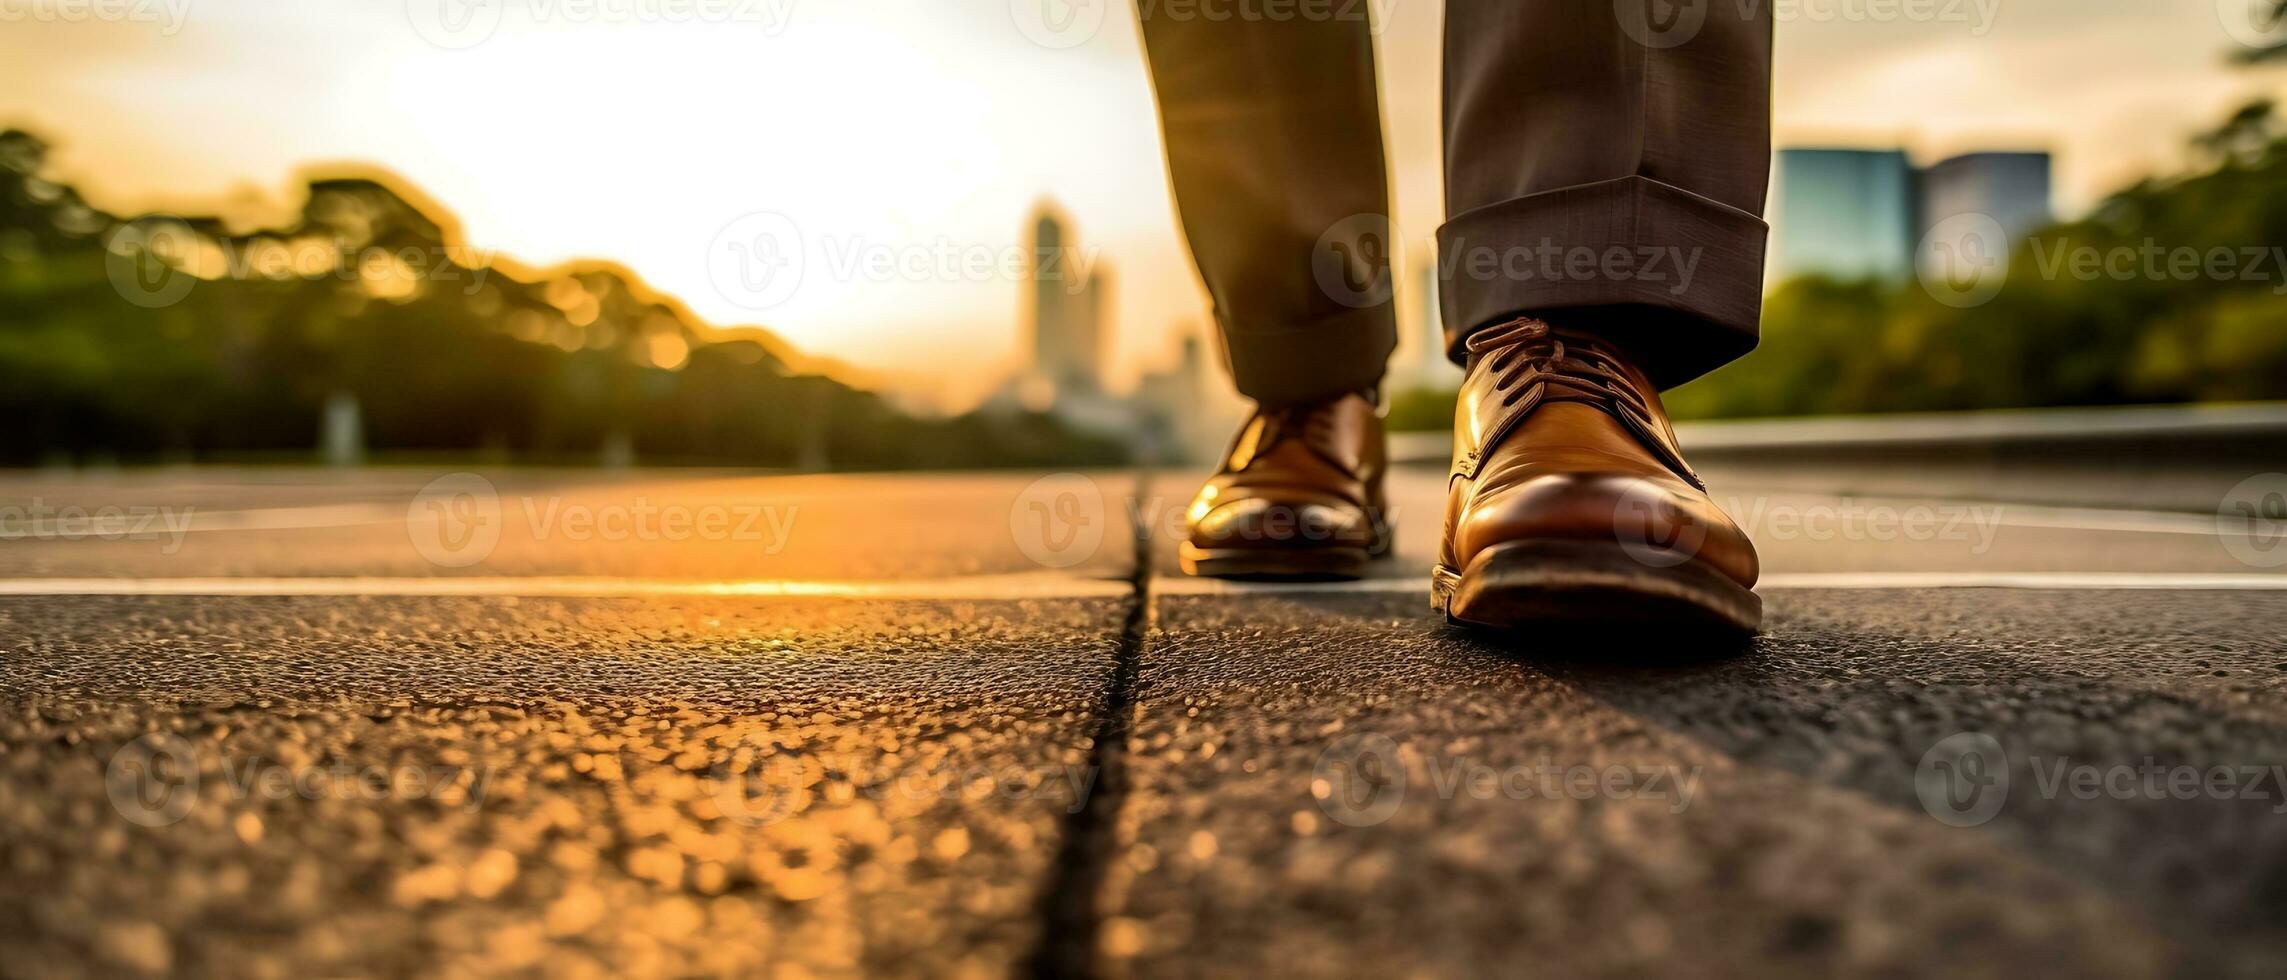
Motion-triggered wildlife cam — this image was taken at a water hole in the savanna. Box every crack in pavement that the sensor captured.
[1028,470,1155,980]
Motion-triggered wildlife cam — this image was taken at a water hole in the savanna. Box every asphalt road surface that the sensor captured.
[2,464,2284,978]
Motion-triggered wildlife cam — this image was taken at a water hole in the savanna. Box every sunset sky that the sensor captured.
[4,0,2282,408]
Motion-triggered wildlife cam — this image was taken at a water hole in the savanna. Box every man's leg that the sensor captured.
[1432,0,1774,633]
[1137,4,1397,406]
[1140,5,1398,579]
[1440,0,1773,388]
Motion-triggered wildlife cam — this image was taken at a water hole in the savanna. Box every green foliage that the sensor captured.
[1383,99,2287,424]
[0,130,1126,468]
[1666,98,2287,419]
[1383,385,1457,433]
[2228,3,2287,65]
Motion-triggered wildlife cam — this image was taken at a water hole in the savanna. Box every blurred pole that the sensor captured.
[321,390,364,467]
[796,380,830,472]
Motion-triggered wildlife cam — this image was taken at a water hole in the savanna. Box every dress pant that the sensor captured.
[1138,0,1774,405]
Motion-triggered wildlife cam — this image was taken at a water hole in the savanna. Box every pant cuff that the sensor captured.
[1436,174,1767,389]
[1219,302,1396,407]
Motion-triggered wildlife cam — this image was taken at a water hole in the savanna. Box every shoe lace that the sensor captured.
[1261,400,1339,452]
[1230,396,1354,474]
[1465,318,1652,417]
[1462,317,1701,488]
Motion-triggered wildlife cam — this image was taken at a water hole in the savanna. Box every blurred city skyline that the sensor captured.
[3,0,2282,409]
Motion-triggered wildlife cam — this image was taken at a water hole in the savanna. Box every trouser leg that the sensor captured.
[1137,3,1398,406]
[1440,0,1774,389]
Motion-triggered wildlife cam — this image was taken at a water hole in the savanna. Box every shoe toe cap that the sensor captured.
[1190,495,1375,552]
[1455,472,1758,586]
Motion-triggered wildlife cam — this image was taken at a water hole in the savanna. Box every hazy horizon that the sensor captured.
[6,0,2282,409]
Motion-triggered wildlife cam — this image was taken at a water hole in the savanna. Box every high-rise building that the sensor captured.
[1768,147,2053,288]
[1768,148,1918,285]
[1024,205,1107,399]
[1134,326,1238,463]
[1394,257,1460,391]
[1917,151,2053,263]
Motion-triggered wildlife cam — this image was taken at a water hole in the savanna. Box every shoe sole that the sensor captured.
[1179,541,1383,582]
[1432,539,1761,635]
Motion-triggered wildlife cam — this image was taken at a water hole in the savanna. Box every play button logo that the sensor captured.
[1916,731,2010,828]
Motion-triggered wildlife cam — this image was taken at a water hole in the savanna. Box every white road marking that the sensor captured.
[0,574,1133,599]
[0,502,405,536]
[0,571,2279,599]
[0,502,2248,545]
[6,483,2276,552]
[1150,572,2287,595]
[180,503,408,533]
[1763,571,2287,590]
[1718,494,2275,538]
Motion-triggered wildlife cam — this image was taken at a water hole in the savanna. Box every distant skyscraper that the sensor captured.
[1769,147,2054,289]
[1025,205,1107,398]
[1917,151,2053,261]
[1082,264,1110,389]
[1135,326,1232,462]
[1769,148,1918,285]
[1394,258,1459,391]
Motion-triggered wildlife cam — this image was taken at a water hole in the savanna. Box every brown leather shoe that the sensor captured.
[1181,392,1391,580]
[1434,317,1760,633]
